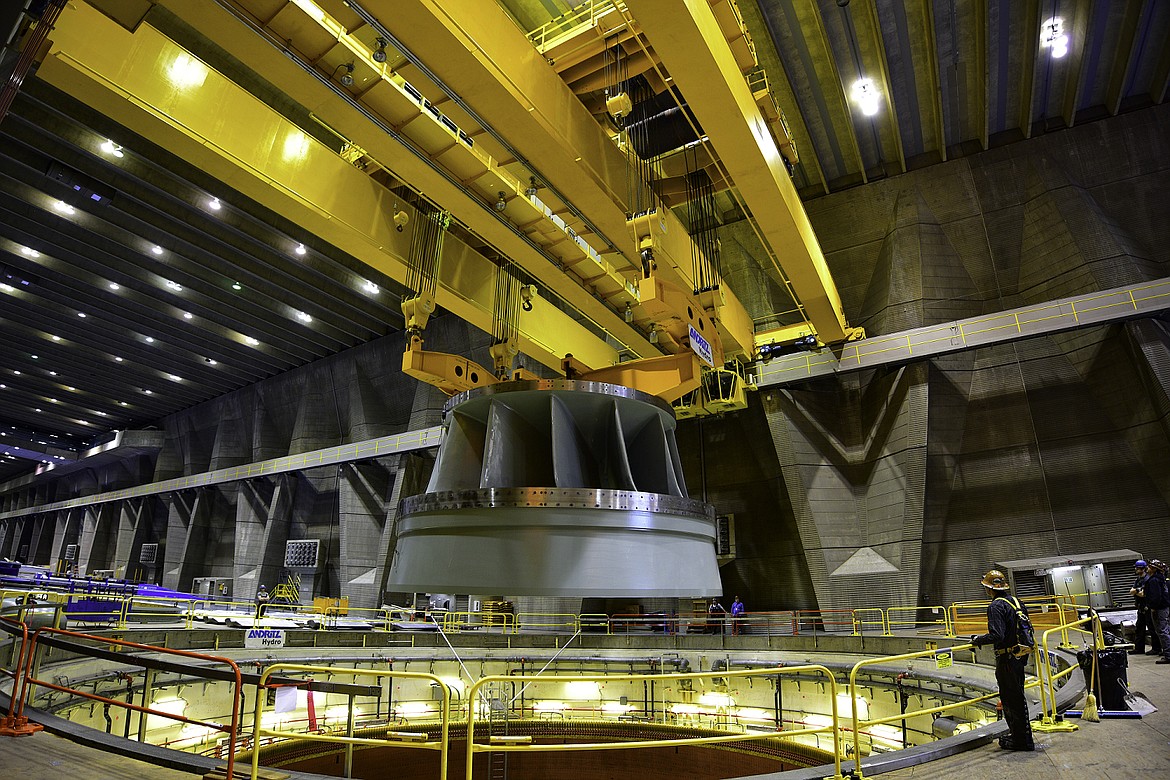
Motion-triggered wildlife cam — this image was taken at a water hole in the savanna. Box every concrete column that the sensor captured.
[232,474,296,600]
[337,459,395,608]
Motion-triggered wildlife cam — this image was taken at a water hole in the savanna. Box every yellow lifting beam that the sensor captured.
[378,0,757,360]
[39,3,618,372]
[625,0,862,345]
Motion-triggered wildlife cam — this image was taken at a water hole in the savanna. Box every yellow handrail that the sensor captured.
[464,665,844,780]
[251,663,451,780]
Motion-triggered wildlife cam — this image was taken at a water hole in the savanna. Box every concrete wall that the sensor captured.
[702,102,1170,610]
[2,105,1168,613]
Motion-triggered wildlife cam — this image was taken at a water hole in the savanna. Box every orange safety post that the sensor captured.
[0,616,43,737]
[20,626,243,776]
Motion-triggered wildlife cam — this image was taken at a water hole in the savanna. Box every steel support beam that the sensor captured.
[756,278,1170,387]
[625,0,856,344]
[0,426,443,520]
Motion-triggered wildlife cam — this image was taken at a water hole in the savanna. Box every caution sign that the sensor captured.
[934,649,953,670]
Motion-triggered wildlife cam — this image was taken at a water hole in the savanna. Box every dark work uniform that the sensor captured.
[1133,572,1162,654]
[974,596,1033,749]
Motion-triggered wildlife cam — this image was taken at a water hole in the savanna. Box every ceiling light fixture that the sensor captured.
[1041,17,1069,58]
[100,140,124,157]
[495,191,507,211]
[851,78,882,116]
[165,280,182,291]
[245,336,260,346]
[120,401,128,406]
[20,247,39,257]
[372,36,388,63]
[109,282,120,291]
[168,374,181,381]
[295,243,307,256]
[231,281,242,290]
[339,62,355,87]
[363,280,379,294]
[296,311,312,323]
[51,335,61,341]
[143,389,152,395]
[53,200,76,215]
[77,312,87,317]
[114,356,124,362]
[208,197,222,210]
[183,312,193,319]
[0,284,15,293]
[151,245,164,255]
[205,358,217,366]
[145,337,155,343]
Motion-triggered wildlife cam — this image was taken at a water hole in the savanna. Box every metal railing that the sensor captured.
[464,665,843,780]
[12,625,244,777]
[0,607,1098,780]
[251,663,452,780]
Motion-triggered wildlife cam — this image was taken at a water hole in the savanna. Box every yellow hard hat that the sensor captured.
[980,569,1010,590]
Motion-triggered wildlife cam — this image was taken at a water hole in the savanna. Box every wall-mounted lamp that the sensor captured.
[339,63,355,87]
[495,192,507,212]
[372,37,388,63]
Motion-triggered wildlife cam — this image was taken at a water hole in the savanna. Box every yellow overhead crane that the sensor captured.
[48,0,856,416]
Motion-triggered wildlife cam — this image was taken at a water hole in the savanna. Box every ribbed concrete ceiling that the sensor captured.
[0,0,1166,484]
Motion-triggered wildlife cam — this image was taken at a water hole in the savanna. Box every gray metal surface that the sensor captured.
[757,278,1170,387]
[392,383,721,596]
[0,426,442,520]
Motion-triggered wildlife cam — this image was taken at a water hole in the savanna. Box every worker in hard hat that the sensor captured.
[1146,560,1170,664]
[970,569,1034,752]
[1129,560,1162,656]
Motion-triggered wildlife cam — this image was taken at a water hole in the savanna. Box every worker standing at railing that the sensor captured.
[1146,560,1170,665]
[970,569,1034,752]
[731,596,745,635]
[1129,560,1162,656]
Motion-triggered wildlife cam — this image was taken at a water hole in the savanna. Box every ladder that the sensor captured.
[485,682,508,780]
